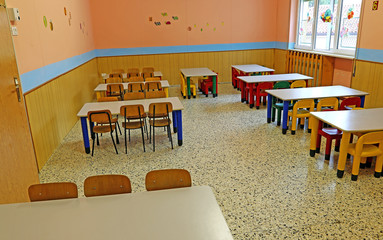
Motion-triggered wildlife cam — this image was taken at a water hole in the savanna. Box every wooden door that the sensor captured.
[0,0,39,204]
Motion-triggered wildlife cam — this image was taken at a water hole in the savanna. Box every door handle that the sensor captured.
[14,77,21,102]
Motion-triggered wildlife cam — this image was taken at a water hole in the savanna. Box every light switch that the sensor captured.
[11,26,18,36]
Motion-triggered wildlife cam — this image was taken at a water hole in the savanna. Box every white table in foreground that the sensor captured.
[94,80,170,98]
[77,97,184,153]
[265,86,369,134]
[0,186,233,240]
[310,108,383,179]
[238,73,313,108]
[180,68,218,98]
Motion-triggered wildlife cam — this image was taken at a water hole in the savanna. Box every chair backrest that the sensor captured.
[112,69,124,73]
[145,81,162,91]
[127,76,144,82]
[106,77,122,83]
[142,67,155,73]
[149,102,173,118]
[124,92,145,100]
[317,97,339,111]
[293,99,315,111]
[145,77,161,82]
[290,80,306,88]
[106,83,124,98]
[145,90,166,99]
[354,131,383,155]
[127,68,140,78]
[257,82,273,91]
[109,73,123,79]
[145,169,191,191]
[120,104,145,119]
[97,96,119,102]
[84,175,132,197]
[340,97,361,110]
[128,82,145,92]
[87,110,113,124]
[28,182,78,202]
[141,72,154,79]
[273,81,290,89]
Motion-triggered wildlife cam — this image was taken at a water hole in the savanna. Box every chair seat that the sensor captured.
[122,121,145,129]
[93,125,115,133]
[98,117,118,124]
[319,128,342,137]
[348,144,382,157]
[149,119,171,127]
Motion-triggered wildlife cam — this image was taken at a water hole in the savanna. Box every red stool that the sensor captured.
[201,72,218,97]
[253,82,273,109]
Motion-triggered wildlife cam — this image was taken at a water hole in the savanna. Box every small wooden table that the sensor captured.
[180,68,217,99]
[231,64,274,90]
[310,108,383,178]
[77,97,184,154]
[94,80,170,99]
[265,86,369,134]
[238,73,312,109]
[0,186,233,240]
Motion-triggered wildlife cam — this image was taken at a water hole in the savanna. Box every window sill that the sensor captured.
[292,48,355,60]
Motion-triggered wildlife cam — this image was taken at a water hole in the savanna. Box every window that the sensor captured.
[296,0,362,56]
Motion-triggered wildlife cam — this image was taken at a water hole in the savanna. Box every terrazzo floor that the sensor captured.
[40,83,383,239]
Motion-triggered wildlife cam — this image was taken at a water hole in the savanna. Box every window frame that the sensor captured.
[294,0,359,57]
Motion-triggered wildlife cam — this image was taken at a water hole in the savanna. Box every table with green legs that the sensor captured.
[180,68,218,99]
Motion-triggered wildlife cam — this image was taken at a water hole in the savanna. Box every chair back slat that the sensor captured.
[127,76,144,82]
[145,81,162,91]
[106,77,122,83]
[290,80,306,88]
[145,169,191,191]
[145,77,161,82]
[128,82,145,92]
[340,97,361,110]
[146,91,166,99]
[84,175,131,197]
[317,97,339,111]
[124,92,145,100]
[28,182,78,202]
[98,97,119,102]
[120,104,145,119]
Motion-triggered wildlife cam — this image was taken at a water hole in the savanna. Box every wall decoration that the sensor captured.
[49,20,53,31]
[69,12,72,19]
[206,23,209,26]
[221,22,224,26]
[347,8,354,19]
[80,23,82,30]
[307,12,311,22]
[68,18,71,26]
[320,9,332,23]
[165,21,171,25]
[213,27,216,31]
[187,26,192,31]
[194,24,196,27]
[64,7,67,16]
[161,12,168,16]
[149,17,153,22]
[200,28,203,31]
[373,1,379,10]
[172,16,178,20]
[43,16,47,27]
[340,27,349,38]
[154,22,161,26]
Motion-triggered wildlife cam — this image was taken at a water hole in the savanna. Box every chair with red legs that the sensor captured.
[254,82,273,109]
[339,97,361,110]
[201,72,218,97]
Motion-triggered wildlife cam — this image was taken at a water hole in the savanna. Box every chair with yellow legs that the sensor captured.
[287,99,315,135]
[179,73,196,99]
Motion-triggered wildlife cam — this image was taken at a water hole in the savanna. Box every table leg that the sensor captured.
[310,117,319,157]
[164,88,169,98]
[360,96,365,107]
[187,77,191,99]
[337,132,351,178]
[80,117,90,154]
[267,94,272,123]
[172,111,177,133]
[175,110,183,146]
[249,83,255,108]
[282,101,289,134]
[240,79,245,102]
[212,75,217,97]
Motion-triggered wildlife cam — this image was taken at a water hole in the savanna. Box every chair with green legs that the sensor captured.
[271,81,291,126]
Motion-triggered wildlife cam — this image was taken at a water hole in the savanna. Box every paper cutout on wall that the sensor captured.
[213,27,216,31]
[221,22,224,26]
[161,12,168,16]
[372,1,379,10]
[347,8,354,19]
[149,17,153,22]
[49,20,53,31]
[200,28,203,31]
[172,16,178,20]
[206,23,209,26]
[69,12,72,19]
[155,22,161,26]
[187,26,192,31]
[43,16,47,27]
[64,7,67,16]
[194,24,196,27]
[68,18,71,26]
[165,21,171,25]
[80,23,82,30]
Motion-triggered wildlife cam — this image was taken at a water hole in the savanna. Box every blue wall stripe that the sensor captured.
[356,48,383,64]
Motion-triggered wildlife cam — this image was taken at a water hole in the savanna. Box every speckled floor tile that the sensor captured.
[39,83,383,239]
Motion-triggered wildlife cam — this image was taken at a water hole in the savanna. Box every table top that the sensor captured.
[153,71,162,77]
[101,71,163,79]
[94,80,170,92]
[180,68,217,77]
[232,64,275,73]
[266,85,369,101]
[238,73,313,83]
[311,108,383,133]
[0,186,233,240]
[77,97,184,117]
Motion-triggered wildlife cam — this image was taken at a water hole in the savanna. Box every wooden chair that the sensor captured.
[112,69,124,73]
[124,92,145,100]
[142,67,155,73]
[127,76,144,82]
[148,102,173,152]
[146,91,166,99]
[145,81,162,92]
[128,82,145,92]
[106,83,124,100]
[88,110,119,156]
[120,104,146,153]
[106,77,122,83]
[145,169,191,191]
[28,182,78,202]
[97,97,122,135]
[84,175,132,197]
[109,73,123,79]
[145,77,161,82]
[127,68,140,78]
[287,99,315,135]
[347,131,383,181]
[141,71,154,79]
[316,98,341,160]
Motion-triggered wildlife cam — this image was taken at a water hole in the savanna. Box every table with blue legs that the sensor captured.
[180,68,217,99]
[77,97,184,154]
[265,86,369,134]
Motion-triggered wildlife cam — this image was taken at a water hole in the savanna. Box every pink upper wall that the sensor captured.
[276,0,291,43]
[7,0,94,74]
[90,0,278,49]
[358,0,383,50]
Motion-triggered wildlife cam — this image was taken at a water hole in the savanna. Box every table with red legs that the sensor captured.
[238,73,312,109]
